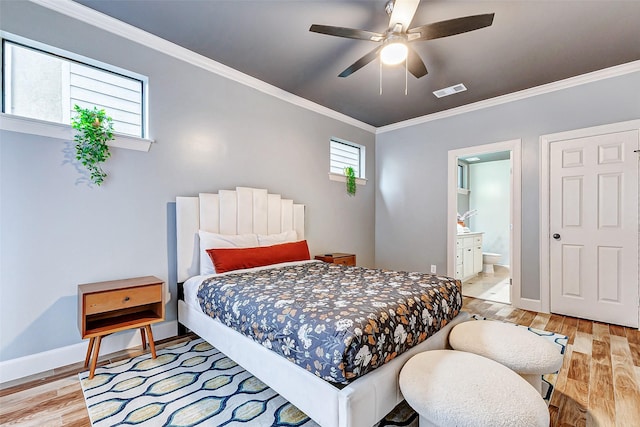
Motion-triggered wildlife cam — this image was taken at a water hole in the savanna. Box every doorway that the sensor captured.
[447,140,522,307]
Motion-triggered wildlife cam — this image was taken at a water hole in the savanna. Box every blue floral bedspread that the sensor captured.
[197,262,462,384]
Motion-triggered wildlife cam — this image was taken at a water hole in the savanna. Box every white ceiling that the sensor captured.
[74,0,640,127]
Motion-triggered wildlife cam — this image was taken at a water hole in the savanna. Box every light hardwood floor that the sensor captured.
[1,297,639,426]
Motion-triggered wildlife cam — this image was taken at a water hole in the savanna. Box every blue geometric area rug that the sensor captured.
[79,339,316,427]
[80,321,567,427]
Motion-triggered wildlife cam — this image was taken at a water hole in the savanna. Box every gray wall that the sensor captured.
[376,71,640,300]
[0,2,375,361]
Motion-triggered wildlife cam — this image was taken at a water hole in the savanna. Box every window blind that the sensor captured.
[330,139,362,178]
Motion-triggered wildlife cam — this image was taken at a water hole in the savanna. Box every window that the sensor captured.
[2,37,146,138]
[457,161,468,189]
[330,138,365,179]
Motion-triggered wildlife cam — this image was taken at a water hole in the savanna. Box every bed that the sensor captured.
[176,187,469,427]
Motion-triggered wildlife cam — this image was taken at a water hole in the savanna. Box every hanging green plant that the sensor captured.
[71,105,114,186]
[345,166,356,196]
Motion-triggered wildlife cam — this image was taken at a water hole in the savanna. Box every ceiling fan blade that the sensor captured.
[407,13,495,41]
[339,46,383,77]
[406,46,428,78]
[309,24,384,42]
[388,0,420,31]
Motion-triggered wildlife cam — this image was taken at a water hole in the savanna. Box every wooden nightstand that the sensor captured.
[78,276,165,379]
[314,253,356,266]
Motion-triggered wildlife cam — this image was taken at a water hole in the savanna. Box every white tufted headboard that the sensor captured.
[176,187,305,282]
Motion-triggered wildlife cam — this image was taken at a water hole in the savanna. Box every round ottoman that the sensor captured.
[449,320,563,394]
[399,350,549,427]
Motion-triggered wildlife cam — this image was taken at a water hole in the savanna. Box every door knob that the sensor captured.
[553,233,561,240]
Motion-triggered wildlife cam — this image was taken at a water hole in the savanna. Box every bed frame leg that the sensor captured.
[178,323,188,336]
[177,282,190,336]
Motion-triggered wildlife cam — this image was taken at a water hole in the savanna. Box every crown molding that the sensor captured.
[377,60,640,134]
[29,0,376,134]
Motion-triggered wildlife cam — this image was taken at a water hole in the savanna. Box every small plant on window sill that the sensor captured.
[71,105,114,186]
[345,166,356,196]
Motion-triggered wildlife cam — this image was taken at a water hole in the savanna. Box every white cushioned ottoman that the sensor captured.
[400,350,549,427]
[399,350,549,427]
[449,320,563,394]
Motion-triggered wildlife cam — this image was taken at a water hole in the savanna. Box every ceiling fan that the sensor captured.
[309,0,494,78]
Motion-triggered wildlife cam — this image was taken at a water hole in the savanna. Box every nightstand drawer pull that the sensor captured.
[123,296,130,302]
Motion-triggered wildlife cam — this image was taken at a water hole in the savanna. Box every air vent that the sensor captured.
[433,83,467,98]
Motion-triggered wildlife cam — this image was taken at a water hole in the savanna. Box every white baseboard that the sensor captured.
[0,320,177,384]
[516,298,544,313]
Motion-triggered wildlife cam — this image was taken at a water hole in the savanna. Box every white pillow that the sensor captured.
[257,230,298,247]
[199,230,259,275]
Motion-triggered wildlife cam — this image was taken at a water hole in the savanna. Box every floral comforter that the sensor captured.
[197,261,462,384]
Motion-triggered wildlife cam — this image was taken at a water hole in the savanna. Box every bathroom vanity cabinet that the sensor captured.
[455,232,483,281]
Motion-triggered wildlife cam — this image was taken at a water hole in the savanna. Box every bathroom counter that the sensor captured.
[457,231,484,236]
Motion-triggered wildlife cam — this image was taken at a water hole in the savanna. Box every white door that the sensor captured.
[550,130,639,327]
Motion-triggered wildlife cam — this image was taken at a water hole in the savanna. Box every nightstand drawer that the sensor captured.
[333,256,356,266]
[84,284,162,315]
[314,253,356,266]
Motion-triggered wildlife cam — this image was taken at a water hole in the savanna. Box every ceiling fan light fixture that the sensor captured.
[380,41,408,65]
[310,3,494,79]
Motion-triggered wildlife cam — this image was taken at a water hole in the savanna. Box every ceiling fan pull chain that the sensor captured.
[379,59,383,95]
[405,58,408,95]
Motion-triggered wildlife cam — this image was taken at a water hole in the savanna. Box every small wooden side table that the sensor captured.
[78,276,165,379]
[314,253,356,266]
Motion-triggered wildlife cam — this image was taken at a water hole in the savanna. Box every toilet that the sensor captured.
[482,252,501,275]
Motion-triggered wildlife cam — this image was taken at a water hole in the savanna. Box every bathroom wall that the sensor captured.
[457,192,470,219]
[467,160,511,266]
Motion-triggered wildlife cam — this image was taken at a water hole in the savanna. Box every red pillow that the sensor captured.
[207,240,310,274]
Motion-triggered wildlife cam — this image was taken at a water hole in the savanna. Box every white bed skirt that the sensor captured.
[178,300,470,427]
